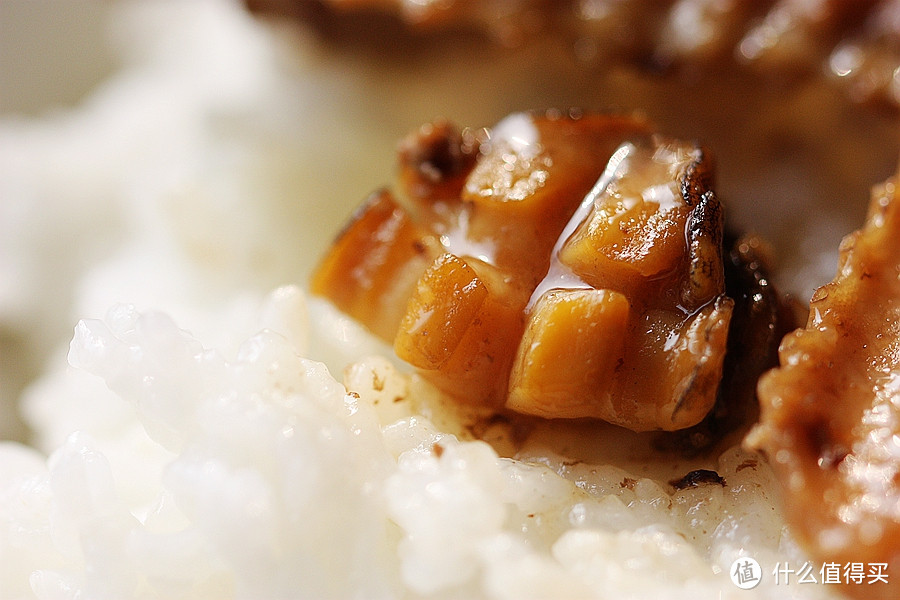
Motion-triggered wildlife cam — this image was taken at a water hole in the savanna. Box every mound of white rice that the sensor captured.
[0,1,865,598]
[3,289,833,599]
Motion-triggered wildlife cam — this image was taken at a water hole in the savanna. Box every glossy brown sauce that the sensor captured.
[312,111,737,431]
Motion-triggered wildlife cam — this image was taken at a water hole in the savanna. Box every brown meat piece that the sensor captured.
[655,232,797,455]
[248,0,900,108]
[747,175,900,600]
[312,112,736,431]
[506,136,733,429]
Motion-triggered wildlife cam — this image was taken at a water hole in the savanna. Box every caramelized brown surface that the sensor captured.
[250,0,900,109]
[747,177,900,599]
[309,189,441,340]
[312,112,739,431]
[654,232,797,456]
[506,138,733,429]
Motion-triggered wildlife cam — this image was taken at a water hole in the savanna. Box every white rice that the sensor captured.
[0,1,866,598]
[3,292,834,599]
